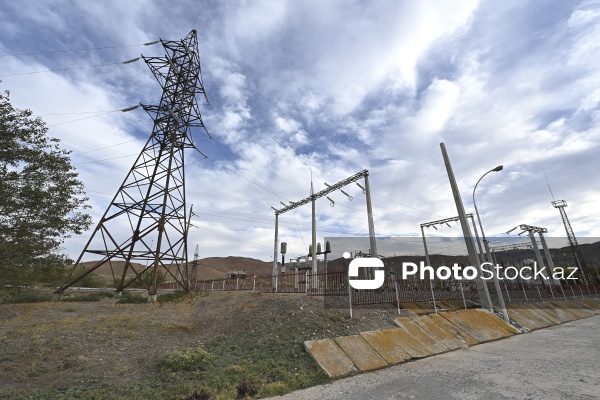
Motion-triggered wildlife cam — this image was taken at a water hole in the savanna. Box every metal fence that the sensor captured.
[162,270,600,309]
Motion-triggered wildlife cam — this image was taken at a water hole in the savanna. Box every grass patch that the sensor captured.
[62,292,114,302]
[3,290,52,304]
[159,348,214,373]
[115,291,147,304]
[157,290,192,303]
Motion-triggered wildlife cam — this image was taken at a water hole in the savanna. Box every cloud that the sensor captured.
[1,0,598,264]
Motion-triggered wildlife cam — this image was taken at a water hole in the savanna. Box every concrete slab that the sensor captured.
[437,301,460,311]
[459,310,513,340]
[440,310,501,343]
[304,338,356,378]
[580,299,600,310]
[519,303,563,325]
[427,313,479,347]
[533,302,576,323]
[504,307,537,330]
[360,329,411,365]
[335,335,388,372]
[410,314,465,351]
[558,301,594,318]
[379,327,433,358]
[415,302,437,314]
[470,309,519,336]
[399,302,429,315]
[506,304,552,330]
[394,317,449,355]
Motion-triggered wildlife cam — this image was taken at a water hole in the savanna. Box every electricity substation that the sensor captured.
[52,31,600,317]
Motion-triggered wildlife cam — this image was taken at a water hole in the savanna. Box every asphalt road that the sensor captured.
[273,315,600,400]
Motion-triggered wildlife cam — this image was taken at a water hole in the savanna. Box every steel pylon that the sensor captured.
[552,200,589,282]
[53,30,209,300]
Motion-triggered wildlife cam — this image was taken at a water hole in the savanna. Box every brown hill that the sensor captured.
[193,256,275,280]
[76,260,149,278]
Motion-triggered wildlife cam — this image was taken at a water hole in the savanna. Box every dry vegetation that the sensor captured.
[0,288,401,399]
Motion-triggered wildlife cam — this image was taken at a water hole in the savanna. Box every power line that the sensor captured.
[73,153,138,166]
[0,41,159,58]
[0,61,124,78]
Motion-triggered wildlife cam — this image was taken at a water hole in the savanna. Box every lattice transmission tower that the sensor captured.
[552,200,589,282]
[53,30,209,301]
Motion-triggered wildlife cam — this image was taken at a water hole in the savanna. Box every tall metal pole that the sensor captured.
[421,225,437,312]
[538,232,557,285]
[272,213,279,291]
[311,182,317,279]
[473,166,508,321]
[469,214,485,260]
[528,230,548,286]
[364,172,378,258]
[440,142,492,311]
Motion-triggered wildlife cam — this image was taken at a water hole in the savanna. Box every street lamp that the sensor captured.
[473,165,509,322]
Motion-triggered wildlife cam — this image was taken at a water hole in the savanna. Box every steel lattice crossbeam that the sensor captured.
[54,30,208,299]
[490,242,537,252]
[275,170,368,215]
[552,199,589,275]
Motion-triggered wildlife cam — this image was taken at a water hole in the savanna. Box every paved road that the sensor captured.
[273,316,600,400]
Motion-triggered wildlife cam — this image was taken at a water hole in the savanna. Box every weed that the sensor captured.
[157,290,192,303]
[235,380,260,399]
[159,348,214,373]
[62,292,114,302]
[166,323,196,333]
[258,382,289,397]
[3,290,52,303]
[116,291,147,304]
[181,387,214,400]
[69,266,107,288]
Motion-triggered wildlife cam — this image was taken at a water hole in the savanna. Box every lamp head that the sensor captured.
[493,165,504,172]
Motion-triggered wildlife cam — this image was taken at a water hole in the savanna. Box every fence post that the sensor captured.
[459,281,467,310]
[393,274,401,315]
[211,281,214,291]
[223,280,225,291]
[503,280,511,303]
[428,278,438,314]
[348,275,353,319]
[236,277,239,291]
[305,271,309,294]
[253,275,256,292]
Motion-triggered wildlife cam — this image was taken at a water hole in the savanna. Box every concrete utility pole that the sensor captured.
[440,142,493,311]
[364,172,377,259]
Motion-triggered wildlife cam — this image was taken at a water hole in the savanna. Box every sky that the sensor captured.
[1,0,599,263]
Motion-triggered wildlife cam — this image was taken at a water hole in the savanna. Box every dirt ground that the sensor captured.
[0,289,403,399]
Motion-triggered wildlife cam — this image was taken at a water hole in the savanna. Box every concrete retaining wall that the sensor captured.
[305,299,600,378]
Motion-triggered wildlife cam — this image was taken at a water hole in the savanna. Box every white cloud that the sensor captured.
[1,0,598,264]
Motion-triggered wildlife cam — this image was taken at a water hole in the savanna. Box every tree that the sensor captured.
[0,89,92,285]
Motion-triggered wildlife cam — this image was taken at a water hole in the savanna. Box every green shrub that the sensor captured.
[129,269,167,289]
[66,266,106,288]
[159,348,214,373]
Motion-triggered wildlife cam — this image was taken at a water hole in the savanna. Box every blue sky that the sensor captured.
[1,0,599,262]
